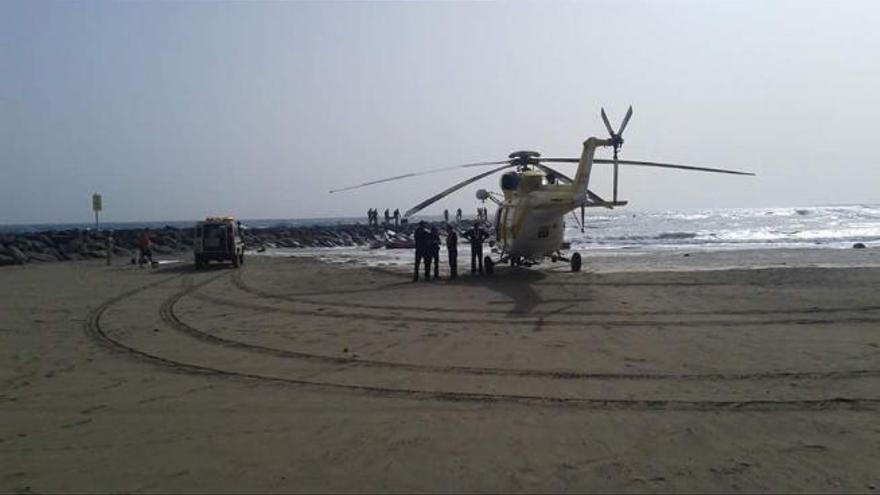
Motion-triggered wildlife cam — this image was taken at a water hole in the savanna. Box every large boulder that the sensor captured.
[7,246,28,264]
[66,238,85,252]
[28,252,59,262]
[57,251,80,261]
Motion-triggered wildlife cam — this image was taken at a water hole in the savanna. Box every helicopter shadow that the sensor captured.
[479,266,548,317]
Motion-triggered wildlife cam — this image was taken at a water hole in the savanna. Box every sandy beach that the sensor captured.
[2,250,879,492]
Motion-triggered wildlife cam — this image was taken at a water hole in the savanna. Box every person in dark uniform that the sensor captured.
[463,222,486,274]
[413,221,430,282]
[430,226,441,280]
[446,225,458,279]
[393,208,400,227]
[384,208,390,225]
[456,208,462,223]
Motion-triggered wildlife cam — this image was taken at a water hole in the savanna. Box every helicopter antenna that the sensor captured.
[601,105,633,203]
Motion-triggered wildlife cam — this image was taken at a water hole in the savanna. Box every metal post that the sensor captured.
[106,232,113,266]
[613,148,619,203]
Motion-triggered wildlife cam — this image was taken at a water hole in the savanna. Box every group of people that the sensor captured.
[370,206,480,228]
[442,208,464,224]
[412,221,489,281]
[367,208,400,227]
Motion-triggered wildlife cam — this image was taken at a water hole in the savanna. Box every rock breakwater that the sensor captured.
[0,221,475,267]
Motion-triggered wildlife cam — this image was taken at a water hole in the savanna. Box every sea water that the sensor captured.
[258,204,880,269]
[566,204,880,251]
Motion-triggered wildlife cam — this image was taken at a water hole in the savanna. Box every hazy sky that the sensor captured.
[2,0,879,224]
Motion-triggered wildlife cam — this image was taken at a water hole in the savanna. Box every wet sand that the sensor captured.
[2,251,879,492]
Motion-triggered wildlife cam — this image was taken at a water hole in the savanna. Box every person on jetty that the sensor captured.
[412,221,431,282]
[384,208,390,225]
[446,225,458,279]
[393,208,400,227]
[463,222,487,274]
[137,229,154,268]
[430,226,441,280]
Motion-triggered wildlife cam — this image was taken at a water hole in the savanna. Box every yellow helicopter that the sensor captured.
[331,107,754,272]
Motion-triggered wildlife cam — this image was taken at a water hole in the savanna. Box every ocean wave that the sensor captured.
[656,232,698,240]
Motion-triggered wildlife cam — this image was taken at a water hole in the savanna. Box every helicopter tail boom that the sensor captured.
[572,137,612,205]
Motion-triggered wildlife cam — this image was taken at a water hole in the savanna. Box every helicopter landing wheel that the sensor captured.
[570,252,582,272]
[484,256,495,275]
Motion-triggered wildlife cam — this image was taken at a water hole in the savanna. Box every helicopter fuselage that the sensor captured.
[494,186,573,259]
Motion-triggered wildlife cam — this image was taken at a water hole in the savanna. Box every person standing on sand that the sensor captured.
[430,226,441,280]
[446,225,458,279]
[413,221,430,282]
[137,229,154,268]
[463,222,486,274]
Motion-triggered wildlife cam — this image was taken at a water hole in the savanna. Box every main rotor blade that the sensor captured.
[539,157,580,163]
[617,105,633,136]
[537,157,753,176]
[404,163,514,218]
[534,163,574,184]
[535,164,611,208]
[594,159,755,176]
[600,107,615,137]
[329,159,511,193]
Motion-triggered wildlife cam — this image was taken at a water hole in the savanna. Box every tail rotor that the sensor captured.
[601,105,633,202]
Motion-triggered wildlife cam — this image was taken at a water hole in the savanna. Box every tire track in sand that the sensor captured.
[82,269,880,410]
